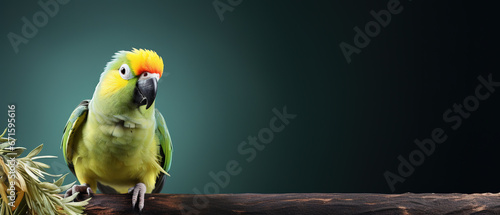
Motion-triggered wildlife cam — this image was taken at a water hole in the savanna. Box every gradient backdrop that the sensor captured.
[0,0,497,194]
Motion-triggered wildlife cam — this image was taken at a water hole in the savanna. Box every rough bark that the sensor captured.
[83,193,500,214]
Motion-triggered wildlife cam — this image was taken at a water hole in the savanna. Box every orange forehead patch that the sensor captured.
[127,48,164,78]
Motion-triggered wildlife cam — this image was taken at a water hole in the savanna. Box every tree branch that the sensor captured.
[84,193,500,214]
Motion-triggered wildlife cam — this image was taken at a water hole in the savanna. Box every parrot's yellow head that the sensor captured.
[94,48,164,112]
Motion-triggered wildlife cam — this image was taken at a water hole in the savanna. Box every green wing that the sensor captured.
[152,109,173,193]
[155,109,173,173]
[61,100,89,174]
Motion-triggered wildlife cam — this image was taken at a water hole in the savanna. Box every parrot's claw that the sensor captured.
[128,183,146,211]
[64,183,94,201]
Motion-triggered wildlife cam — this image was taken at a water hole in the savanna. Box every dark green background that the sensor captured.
[0,0,498,194]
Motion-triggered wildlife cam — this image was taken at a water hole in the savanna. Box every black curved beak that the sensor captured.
[133,77,157,109]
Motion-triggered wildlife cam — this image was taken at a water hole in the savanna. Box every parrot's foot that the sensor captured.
[128,183,147,211]
[64,183,94,201]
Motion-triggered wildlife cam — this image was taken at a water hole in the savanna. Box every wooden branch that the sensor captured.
[84,193,500,215]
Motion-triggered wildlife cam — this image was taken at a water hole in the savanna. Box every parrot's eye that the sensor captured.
[118,64,133,80]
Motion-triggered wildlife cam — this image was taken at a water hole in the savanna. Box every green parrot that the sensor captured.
[60,48,173,211]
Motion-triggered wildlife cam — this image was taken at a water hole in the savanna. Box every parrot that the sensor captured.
[60,48,173,211]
